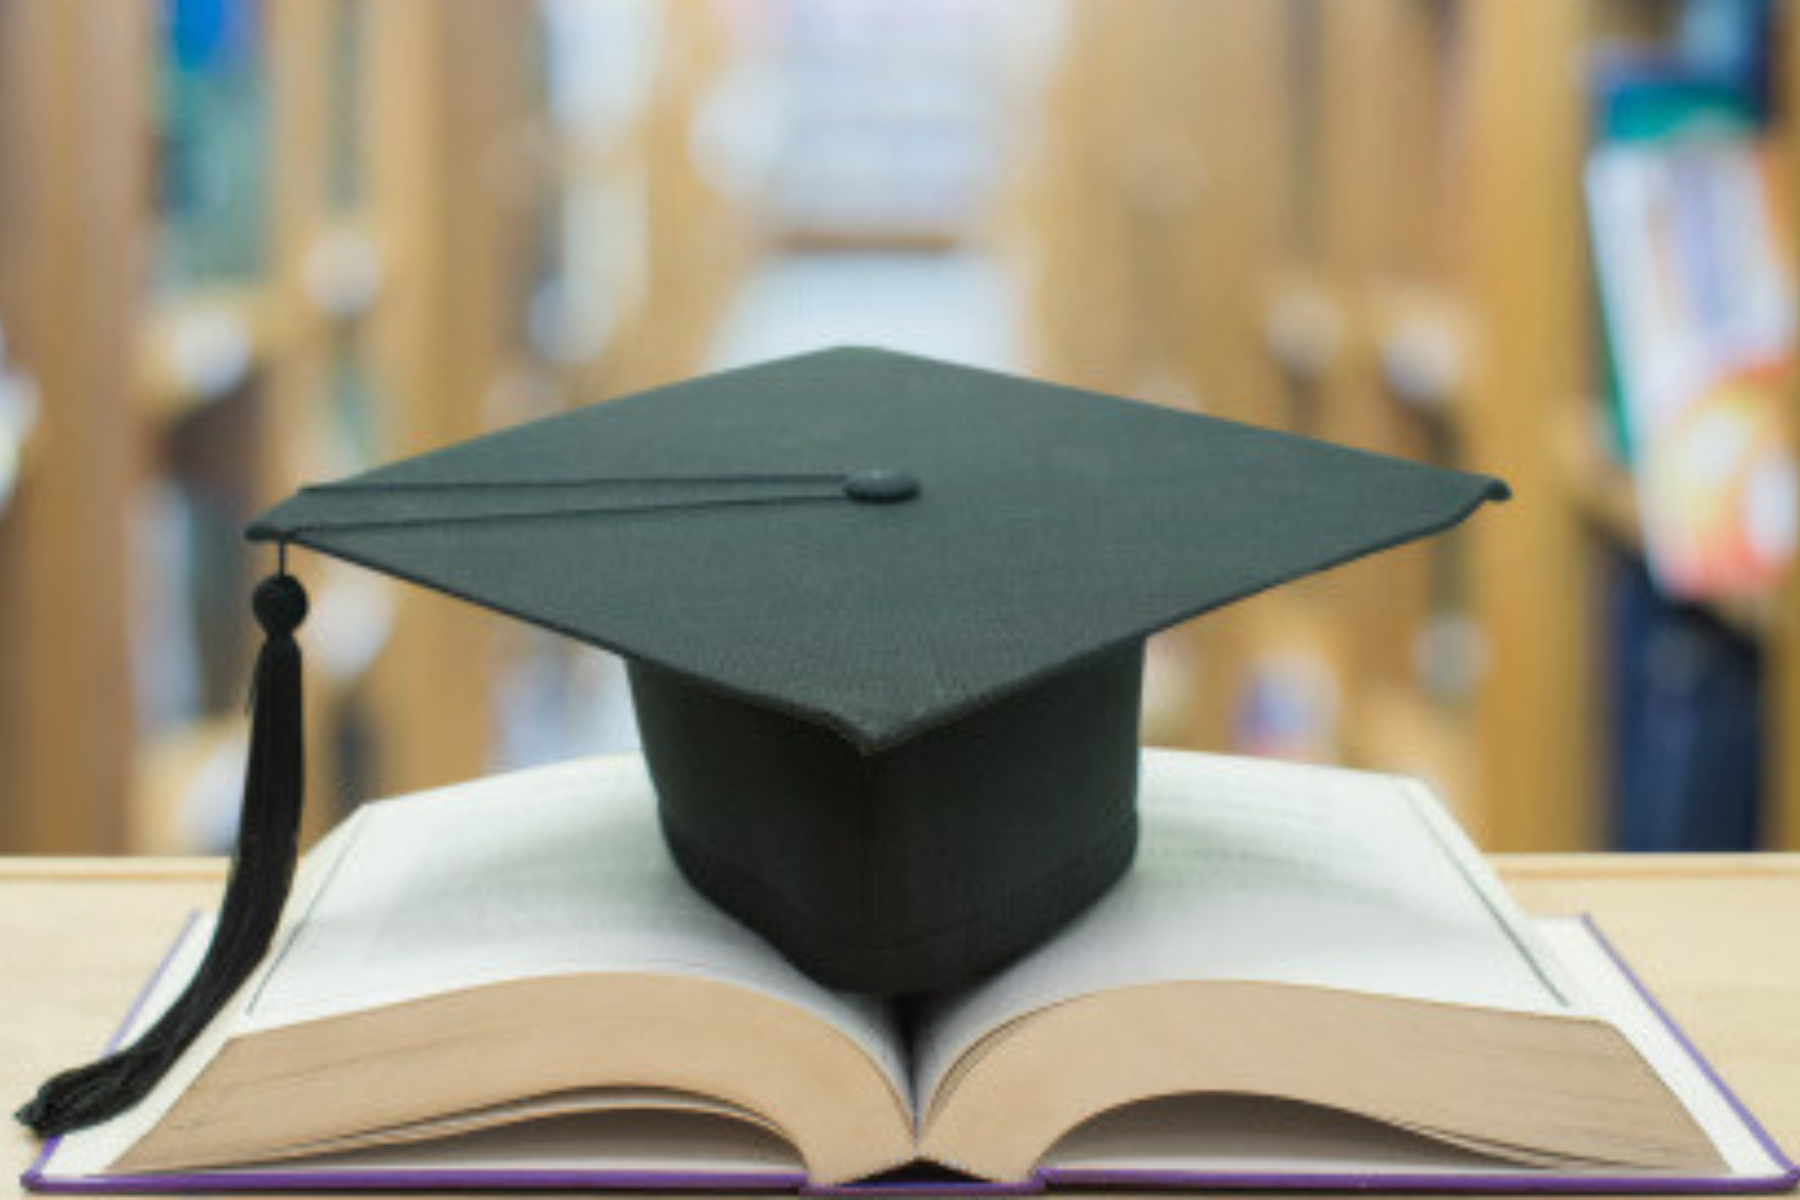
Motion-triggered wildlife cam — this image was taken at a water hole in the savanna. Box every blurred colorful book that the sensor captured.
[1586,71,1796,599]
[1606,554,1762,850]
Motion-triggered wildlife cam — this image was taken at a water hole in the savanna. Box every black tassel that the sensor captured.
[17,572,309,1137]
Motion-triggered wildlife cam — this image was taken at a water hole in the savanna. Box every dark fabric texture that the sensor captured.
[243,347,1509,996]
[250,346,1509,753]
[631,645,1144,995]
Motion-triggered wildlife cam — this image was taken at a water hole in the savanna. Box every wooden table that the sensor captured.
[2,855,1797,1197]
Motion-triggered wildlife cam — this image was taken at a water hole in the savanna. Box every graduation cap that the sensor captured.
[20,347,1508,1136]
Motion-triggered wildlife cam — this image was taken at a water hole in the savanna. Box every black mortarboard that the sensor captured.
[21,347,1508,1136]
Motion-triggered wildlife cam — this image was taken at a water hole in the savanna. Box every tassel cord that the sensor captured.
[16,572,309,1138]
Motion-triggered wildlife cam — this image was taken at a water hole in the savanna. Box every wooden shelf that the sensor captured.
[1554,403,1783,643]
[0,3,147,853]
[6,0,1797,858]
[1554,404,1641,550]
[1262,270,1347,393]
[137,286,282,421]
[1367,282,1469,419]
[0,355,39,520]
[1344,682,1482,835]
[1014,0,1800,851]
[129,717,246,855]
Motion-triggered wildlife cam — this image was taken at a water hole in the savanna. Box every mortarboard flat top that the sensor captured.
[251,346,1506,753]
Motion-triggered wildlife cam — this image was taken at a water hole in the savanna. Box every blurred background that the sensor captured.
[0,0,1794,858]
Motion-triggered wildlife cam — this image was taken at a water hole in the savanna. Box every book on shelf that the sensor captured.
[1607,553,1763,850]
[28,751,1795,1194]
[1585,67,1797,600]
[157,0,269,290]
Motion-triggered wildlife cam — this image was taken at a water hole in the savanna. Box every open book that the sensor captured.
[29,751,1796,1194]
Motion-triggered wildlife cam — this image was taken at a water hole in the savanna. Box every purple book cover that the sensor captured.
[23,915,1798,1196]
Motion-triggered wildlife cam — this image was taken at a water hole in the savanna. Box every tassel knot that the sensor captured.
[253,574,308,636]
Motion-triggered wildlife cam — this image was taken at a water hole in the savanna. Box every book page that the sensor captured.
[262,1107,803,1179]
[242,757,908,1103]
[1035,920,1790,1188]
[1042,1093,1514,1177]
[41,1106,807,1188]
[1533,919,1791,1183]
[913,750,1570,1107]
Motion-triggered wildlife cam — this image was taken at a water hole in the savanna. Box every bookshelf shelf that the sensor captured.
[130,715,245,856]
[0,1,147,854]
[1367,283,1469,419]
[2,0,1792,858]
[1555,404,1784,644]
[1262,272,1347,393]
[137,286,282,420]
[0,351,39,522]
[1344,681,1480,830]
[1554,403,1642,554]
[1018,0,1799,851]
[0,0,764,855]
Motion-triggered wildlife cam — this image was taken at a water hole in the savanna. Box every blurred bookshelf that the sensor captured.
[0,2,146,853]
[0,0,764,854]
[1012,0,1800,852]
[1,0,1796,858]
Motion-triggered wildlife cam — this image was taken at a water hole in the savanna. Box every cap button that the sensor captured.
[844,469,920,505]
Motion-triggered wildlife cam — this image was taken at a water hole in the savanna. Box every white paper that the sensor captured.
[245,757,908,1103]
[913,750,1572,1105]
